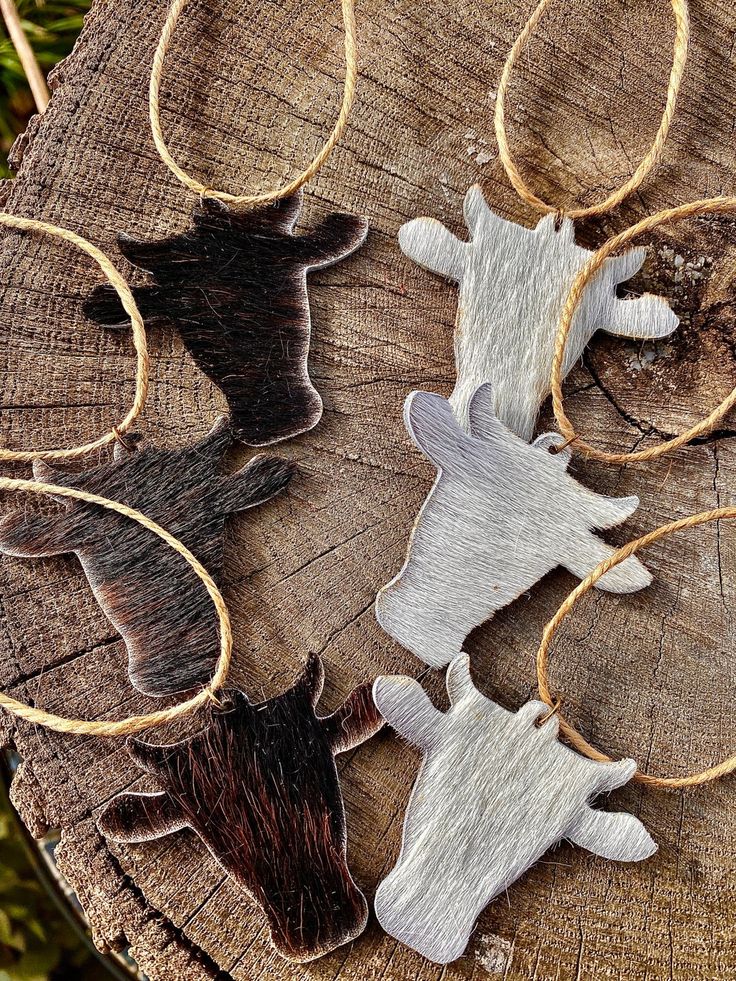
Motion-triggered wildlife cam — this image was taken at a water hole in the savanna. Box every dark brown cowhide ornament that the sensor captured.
[98,654,383,962]
[84,191,369,446]
[0,418,293,697]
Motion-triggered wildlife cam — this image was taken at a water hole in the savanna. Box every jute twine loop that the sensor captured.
[150,0,357,204]
[0,215,148,463]
[494,0,690,219]
[551,197,736,464]
[537,507,736,789]
[0,477,232,736]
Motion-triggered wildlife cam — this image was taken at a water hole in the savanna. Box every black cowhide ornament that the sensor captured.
[98,654,383,962]
[84,191,369,446]
[0,418,294,697]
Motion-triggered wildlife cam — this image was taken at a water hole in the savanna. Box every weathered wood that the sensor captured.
[85,194,369,446]
[99,654,382,962]
[1,0,736,978]
[0,418,293,696]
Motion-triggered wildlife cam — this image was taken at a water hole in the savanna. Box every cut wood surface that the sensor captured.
[0,0,735,977]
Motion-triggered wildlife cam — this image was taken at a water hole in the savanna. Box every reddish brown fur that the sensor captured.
[98,655,383,962]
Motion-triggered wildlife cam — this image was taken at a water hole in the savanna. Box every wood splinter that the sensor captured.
[84,191,369,446]
[97,654,384,963]
[0,417,294,697]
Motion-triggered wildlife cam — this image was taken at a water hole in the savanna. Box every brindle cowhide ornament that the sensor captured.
[373,655,656,964]
[98,654,383,962]
[376,385,651,667]
[0,418,293,696]
[399,185,679,440]
[84,191,369,446]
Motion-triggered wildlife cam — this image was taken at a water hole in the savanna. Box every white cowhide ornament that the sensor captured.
[376,384,650,667]
[399,185,679,440]
[373,655,656,964]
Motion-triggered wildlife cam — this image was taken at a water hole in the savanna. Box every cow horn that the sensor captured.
[294,653,324,708]
[446,654,475,705]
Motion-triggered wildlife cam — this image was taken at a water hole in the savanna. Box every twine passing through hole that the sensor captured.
[551,197,736,464]
[0,477,232,736]
[149,0,357,204]
[0,215,149,462]
[536,507,736,789]
[494,0,689,219]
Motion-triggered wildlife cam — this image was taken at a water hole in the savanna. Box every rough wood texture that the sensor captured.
[372,655,656,965]
[99,655,382,962]
[1,0,736,978]
[376,385,651,667]
[84,193,369,446]
[0,418,293,696]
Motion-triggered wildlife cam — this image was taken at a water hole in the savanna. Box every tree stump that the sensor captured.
[0,0,735,977]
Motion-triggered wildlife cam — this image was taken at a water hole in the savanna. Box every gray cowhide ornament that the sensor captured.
[373,655,656,964]
[376,385,650,667]
[399,185,679,440]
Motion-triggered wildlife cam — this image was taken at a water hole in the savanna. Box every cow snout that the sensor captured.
[267,870,368,963]
[374,870,471,964]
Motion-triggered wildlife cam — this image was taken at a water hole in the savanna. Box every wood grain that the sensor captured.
[0,0,735,978]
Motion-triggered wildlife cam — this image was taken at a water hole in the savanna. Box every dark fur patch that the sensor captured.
[84,192,369,446]
[97,654,384,962]
[0,419,294,696]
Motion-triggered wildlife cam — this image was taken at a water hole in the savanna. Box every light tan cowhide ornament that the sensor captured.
[373,655,656,964]
[376,385,651,667]
[399,185,679,440]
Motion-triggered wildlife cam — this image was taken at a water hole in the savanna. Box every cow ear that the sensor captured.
[466,384,505,441]
[98,791,187,843]
[567,806,657,862]
[445,654,476,705]
[292,653,324,708]
[372,676,442,749]
[404,391,462,470]
[0,510,72,558]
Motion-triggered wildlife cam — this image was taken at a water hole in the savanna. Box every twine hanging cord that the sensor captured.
[0,214,149,463]
[494,0,689,219]
[149,0,357,204]
[551,197,736,464]
[536,507,736,789]
[0,477,232,737]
